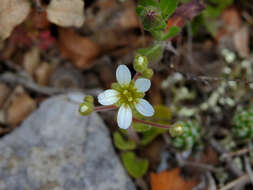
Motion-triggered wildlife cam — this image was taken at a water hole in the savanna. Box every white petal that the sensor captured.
[135,99,154,117]
[135,78,151,92]
[98,89,119,106]
[116,65,131,86]
[117,105,132,129]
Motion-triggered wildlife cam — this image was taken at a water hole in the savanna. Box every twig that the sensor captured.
[206,172,216,190]
[243,155,253,185]
[219,174,249,190]
[221,147,253,159]
[187,22,194,65]
[210,138,243,177]
[0,72,101,96]
[182,160,218,172]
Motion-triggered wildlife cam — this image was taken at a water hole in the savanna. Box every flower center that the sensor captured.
[111,81,145,109]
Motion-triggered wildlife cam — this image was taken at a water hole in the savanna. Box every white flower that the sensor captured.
[98,65,154,129]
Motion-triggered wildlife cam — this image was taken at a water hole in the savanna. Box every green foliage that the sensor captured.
[140,127,165,145]
[121,152,149,178]
[113,132,136,151]
[171,121,201,150]
[232,108,253,140]
[137,43,163,63]
[137,0,179,39]
[160,0,178,20]
[161,26,180,40]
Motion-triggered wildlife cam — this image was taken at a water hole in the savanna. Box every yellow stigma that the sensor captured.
[123,90,128,95]
[128,97,133,102]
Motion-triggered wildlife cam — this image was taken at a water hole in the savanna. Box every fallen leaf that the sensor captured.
[46,0,85,27]
[233,25,250,58]
[58,28,100,69]
[0,0,31,40]
[49,65,84,88]
[5,86,36,125]
[23,47,40,76]
[221,7,241,32]
[151,168,199,190]
[86,0,138,32]
[166,0,205,30]
[30,9,50,29]
[35,62,53,86]
[0,83,11,108]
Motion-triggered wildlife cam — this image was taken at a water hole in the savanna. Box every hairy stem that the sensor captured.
[133,73,141,81]
[94,105,117,112]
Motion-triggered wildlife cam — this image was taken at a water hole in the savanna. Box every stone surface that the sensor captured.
[0,94,136,190]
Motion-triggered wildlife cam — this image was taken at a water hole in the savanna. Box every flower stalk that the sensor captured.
[94,105,117,112]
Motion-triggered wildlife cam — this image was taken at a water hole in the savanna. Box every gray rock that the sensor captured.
[0,94,136,190]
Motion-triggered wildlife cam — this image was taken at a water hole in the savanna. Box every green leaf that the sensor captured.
[140,128,165,145]
[160,0,178,19]
[138,0,160,7]
[113,132,136,151]
[122,152,149,178]
[132,122,151,132]
[136,5,145,15]
[137,43,163,63]
[161,26,180,40]
[153,105,172,124]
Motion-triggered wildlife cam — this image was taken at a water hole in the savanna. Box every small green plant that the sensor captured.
[232,108,253,140]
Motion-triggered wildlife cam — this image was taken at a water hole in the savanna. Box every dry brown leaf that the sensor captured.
[46,0,85,27]
[221,7,241,32]
[23,47,40,76]
[35,62,53,86]
[0,0,31,40]
[5,86,36,126]
[58,28,100,69]
[0,83,11,108]
[151,168,200,190]
[31,9,50,29]
[233,25,250,58]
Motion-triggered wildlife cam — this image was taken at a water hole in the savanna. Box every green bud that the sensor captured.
[169,123,184,137]
[84,96,94,103]
[171,121,201,151]
[133,54,148,73]
[139,6,164,31]
[79,102,94,116]
[142,68,154,79]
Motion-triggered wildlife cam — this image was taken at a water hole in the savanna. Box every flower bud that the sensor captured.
[171,121,201,150]
[139,6,164,31]
[133,54,148,72]
[79,102,94,116]
[142,68,154,79]
[84,95,94,103]
[169,123,184,137]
